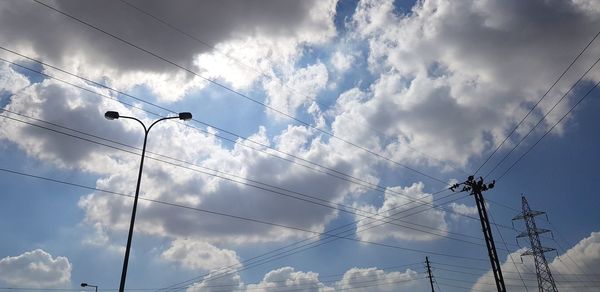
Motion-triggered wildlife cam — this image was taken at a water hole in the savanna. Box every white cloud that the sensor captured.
[81,222,125,254]
[264,62,329,119]
[186,266,421,292]
[0,249,71,288]
[162,239,240,272]
[246,267,328,292]
[335,267,419,292]
[2,1,600,282]
[0,62,30,94]
[0,76,364,247]
[332,0,600,168]
[0,79,141,173]
[187,269,244,292]
[448,202,478,216]
[473,231,600,291]
[0,71,372,248]
[0,0,337,102]
[354,182,447,241]
[331,51,355,73]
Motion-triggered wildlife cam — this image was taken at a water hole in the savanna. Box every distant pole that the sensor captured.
[450,176,506,292]
[425,256,435,292]
[513,195,558,292]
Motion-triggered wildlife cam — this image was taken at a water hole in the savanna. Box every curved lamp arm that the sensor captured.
[104,111,192,133]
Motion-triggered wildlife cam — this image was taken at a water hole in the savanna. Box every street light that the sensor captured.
[81,283,98,292]
[105,111,192,292]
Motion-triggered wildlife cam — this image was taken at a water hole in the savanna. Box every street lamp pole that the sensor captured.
[81,283,98,292]
[104,111,192,292]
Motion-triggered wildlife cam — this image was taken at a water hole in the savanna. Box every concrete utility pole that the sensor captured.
[450,176,506,292]
[513,195,558,292]
[425,256,435,292]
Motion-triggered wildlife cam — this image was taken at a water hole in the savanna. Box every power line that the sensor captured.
[155,192,513,290]
[0,62,502,290]
[485,54,600,179]
[203,276,427,292]
[546,220,599,286]
[489,209,529,291]
[198,274,426,292]
[436,281,490,292]
[435,276,554,288]
[0,166,491,265]
[434,267,537,282]
[430,261,600,278]
[433,260,600,289]
[0,111,491,250]
[116,0,470,176]
[487,198,520,213]
[0,262,423,291]
[0,50,470,224]
[0,105,510,292]
[32,0,448,186]
[0,271,425,292]
[497,78,600,181]
[0,49,506,236]
[433,278,442,292]
[474,29,600,174]
[158,193,473,292]
[437,275,600,289]
[441,267,600,285]
[167,267,423,291]
[0,118,482,278]
[156,192,462,291]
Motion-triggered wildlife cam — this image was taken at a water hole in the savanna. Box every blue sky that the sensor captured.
[0,0,599,291]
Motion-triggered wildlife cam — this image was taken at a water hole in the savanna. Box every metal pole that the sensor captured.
[119,128,148,292]
[450,176,506,292]
[105,111,191,292]
[473,189,506,292]
[425,256,435,292]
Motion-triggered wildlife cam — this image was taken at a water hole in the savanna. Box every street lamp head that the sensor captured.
[105,111,120,120]
[178,112,192,121]
[81,283,88,287]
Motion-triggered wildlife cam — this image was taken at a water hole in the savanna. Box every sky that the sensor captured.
[0,0,599,291]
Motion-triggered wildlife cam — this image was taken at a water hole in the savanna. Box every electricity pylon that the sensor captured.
[512,195,558,292]
[450,176,506,291]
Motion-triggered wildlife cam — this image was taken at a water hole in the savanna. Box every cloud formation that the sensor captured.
[473,231,600,291]
[0,75,364,247]
[0,0,337,101]
[0,249,71,288]
[162,239,240,271]
[187,266,421,292]
[1,1,600,283]
[329,0,600,167]
[354,182,448,241]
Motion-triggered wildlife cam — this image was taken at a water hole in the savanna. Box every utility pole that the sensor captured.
[450,176,506,292]
[425,256,435,292]
[513,195,558,292]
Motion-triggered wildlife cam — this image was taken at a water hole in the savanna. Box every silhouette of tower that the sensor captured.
[512,195,558,292]
[425,256,435,292]
[450,176,505,291]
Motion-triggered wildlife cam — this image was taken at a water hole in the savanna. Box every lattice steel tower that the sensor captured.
[512,195,558,292]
